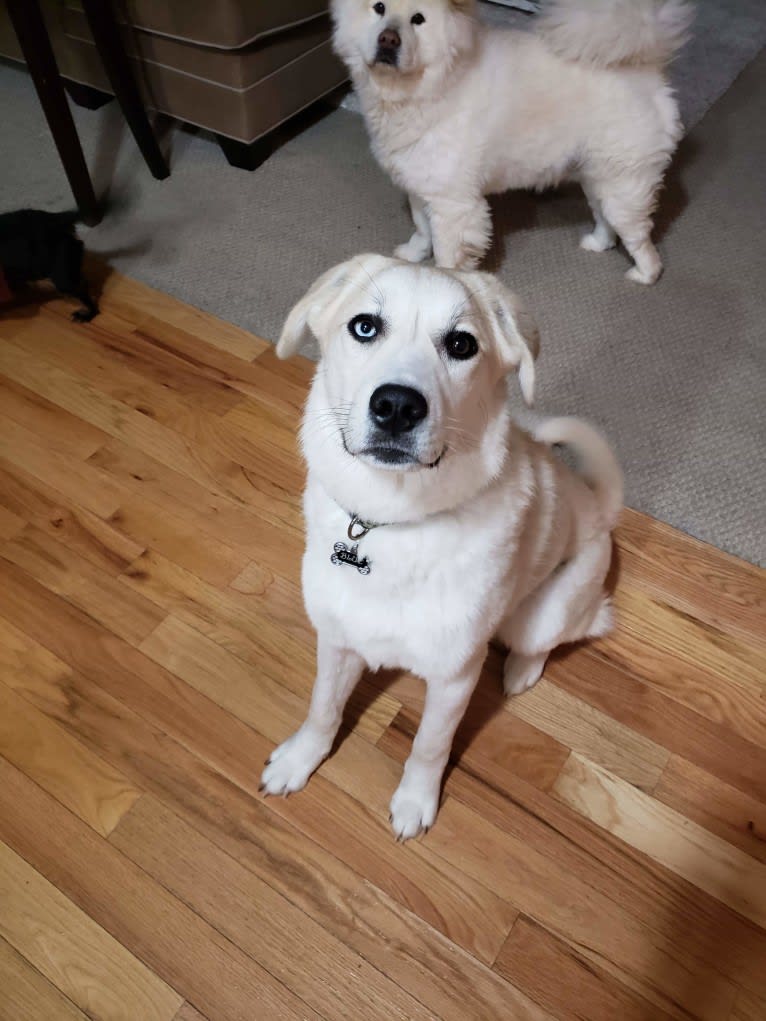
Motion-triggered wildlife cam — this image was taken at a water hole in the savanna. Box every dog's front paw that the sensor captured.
[259,727,329,797]
[389,781,439,840]
[580,231,615,253]
[394,237,431,263]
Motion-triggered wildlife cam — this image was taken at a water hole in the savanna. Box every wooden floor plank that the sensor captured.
[0,502,24,540]
[0,760,322,1021]
[731,989,766,1021]
[0,837,182,1021]
[546,647,766,804]
[0,374,107,459]
[0,460,143,575]
[0,414,126,518]
[108,495,249,589]
[600,586,766,744]
[0,674,528,1018]
[0,672,141,837]
[0,937,89,1021]
[172,1006,210,1021]
[88,438,305,575]
[552,754,766,929]
[432,746,766,1008]
[654,755,766,865]
[494,915,675,1021]
[109,795,438,1021]
[618,508,765,651]
[1,526,165,645]
[425,795,738,1021]
[506,675,670,791]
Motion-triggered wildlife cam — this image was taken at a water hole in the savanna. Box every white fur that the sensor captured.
[261,255,622,839]
[331,0,691,283]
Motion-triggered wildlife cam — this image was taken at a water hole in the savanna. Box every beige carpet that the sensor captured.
[0,34,765,564]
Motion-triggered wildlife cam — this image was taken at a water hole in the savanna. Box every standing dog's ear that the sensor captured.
[277,253,393,359]
[460,271,539,405]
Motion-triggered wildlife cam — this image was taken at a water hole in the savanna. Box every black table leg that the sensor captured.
[80,0,169,180]
[6,0,101,226]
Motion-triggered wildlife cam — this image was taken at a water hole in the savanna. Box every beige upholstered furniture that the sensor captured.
[0,1,348,169]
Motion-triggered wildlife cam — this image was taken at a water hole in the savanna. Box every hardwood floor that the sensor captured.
[0,271,764,1021]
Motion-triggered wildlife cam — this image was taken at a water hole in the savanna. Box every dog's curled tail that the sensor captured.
[535,417,623,528]
[538,0,693,69]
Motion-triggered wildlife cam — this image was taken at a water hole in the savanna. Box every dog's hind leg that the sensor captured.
[395,193,433,263]
[500,534,613,696]
[429,195,491,271]
[580,181,617,253]
[588,171,664,284]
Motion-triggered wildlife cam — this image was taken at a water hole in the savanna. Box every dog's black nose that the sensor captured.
[377,28,401,50]
[369,384,428,435]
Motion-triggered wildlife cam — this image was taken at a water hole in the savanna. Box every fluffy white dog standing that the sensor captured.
[330,0,693,283]
[260,254,622,838]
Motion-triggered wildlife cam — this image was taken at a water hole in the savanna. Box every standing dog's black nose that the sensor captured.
[369,384,428,435]
[377,28,401,50]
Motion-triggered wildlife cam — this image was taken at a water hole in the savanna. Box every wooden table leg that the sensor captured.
[6,0,101,226]
[80,0,169,180]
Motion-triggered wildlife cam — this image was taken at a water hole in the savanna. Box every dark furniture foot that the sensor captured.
[216,134,274,172]
[6,0,101,225]
[65,79,114,110]
[80,0,169,180]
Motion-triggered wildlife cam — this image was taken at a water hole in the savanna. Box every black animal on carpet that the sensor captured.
[0,208,99,322]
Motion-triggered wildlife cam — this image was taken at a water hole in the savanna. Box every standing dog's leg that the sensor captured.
[429,195,491,271]
[260,637,365,795]
[395,193,433,263]
[580,181,617,253]
[588,172,665,284]
[390,656,483,839]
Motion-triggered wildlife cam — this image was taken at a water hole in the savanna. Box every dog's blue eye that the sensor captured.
[411,12,425,25]
[373,2,385,15]
[349,314,381,342]
[445,330,478,360]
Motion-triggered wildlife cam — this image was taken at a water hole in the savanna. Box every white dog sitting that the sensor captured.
[260,255,622,838]
[331,0,693,283]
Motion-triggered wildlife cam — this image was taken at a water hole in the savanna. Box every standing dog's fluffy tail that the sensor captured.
[535,417,623,528]
[539,0,694,69]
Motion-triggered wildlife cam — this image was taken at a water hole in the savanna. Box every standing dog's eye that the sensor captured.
[411,12,425,25]
[445,330,478,360]
[373,2,385,15]
[348,314,382,342]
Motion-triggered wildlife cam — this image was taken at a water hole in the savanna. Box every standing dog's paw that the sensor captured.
[580,231,615,253]
[394,237,431,263]
[625,265,661,285]
[259,728,328,797]
[389,782,439,841]
[503,651,546,696]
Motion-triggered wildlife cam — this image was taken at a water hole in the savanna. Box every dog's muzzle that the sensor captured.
[375,26,401,66]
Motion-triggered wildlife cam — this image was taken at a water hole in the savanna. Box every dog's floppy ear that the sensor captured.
[463,272,539,405]
[276,254,393,359]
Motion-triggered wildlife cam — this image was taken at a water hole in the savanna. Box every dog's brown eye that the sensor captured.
[349,314,381,342]
[373,2,385,15]
[445,330,478,361]
[411,12,425,25]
